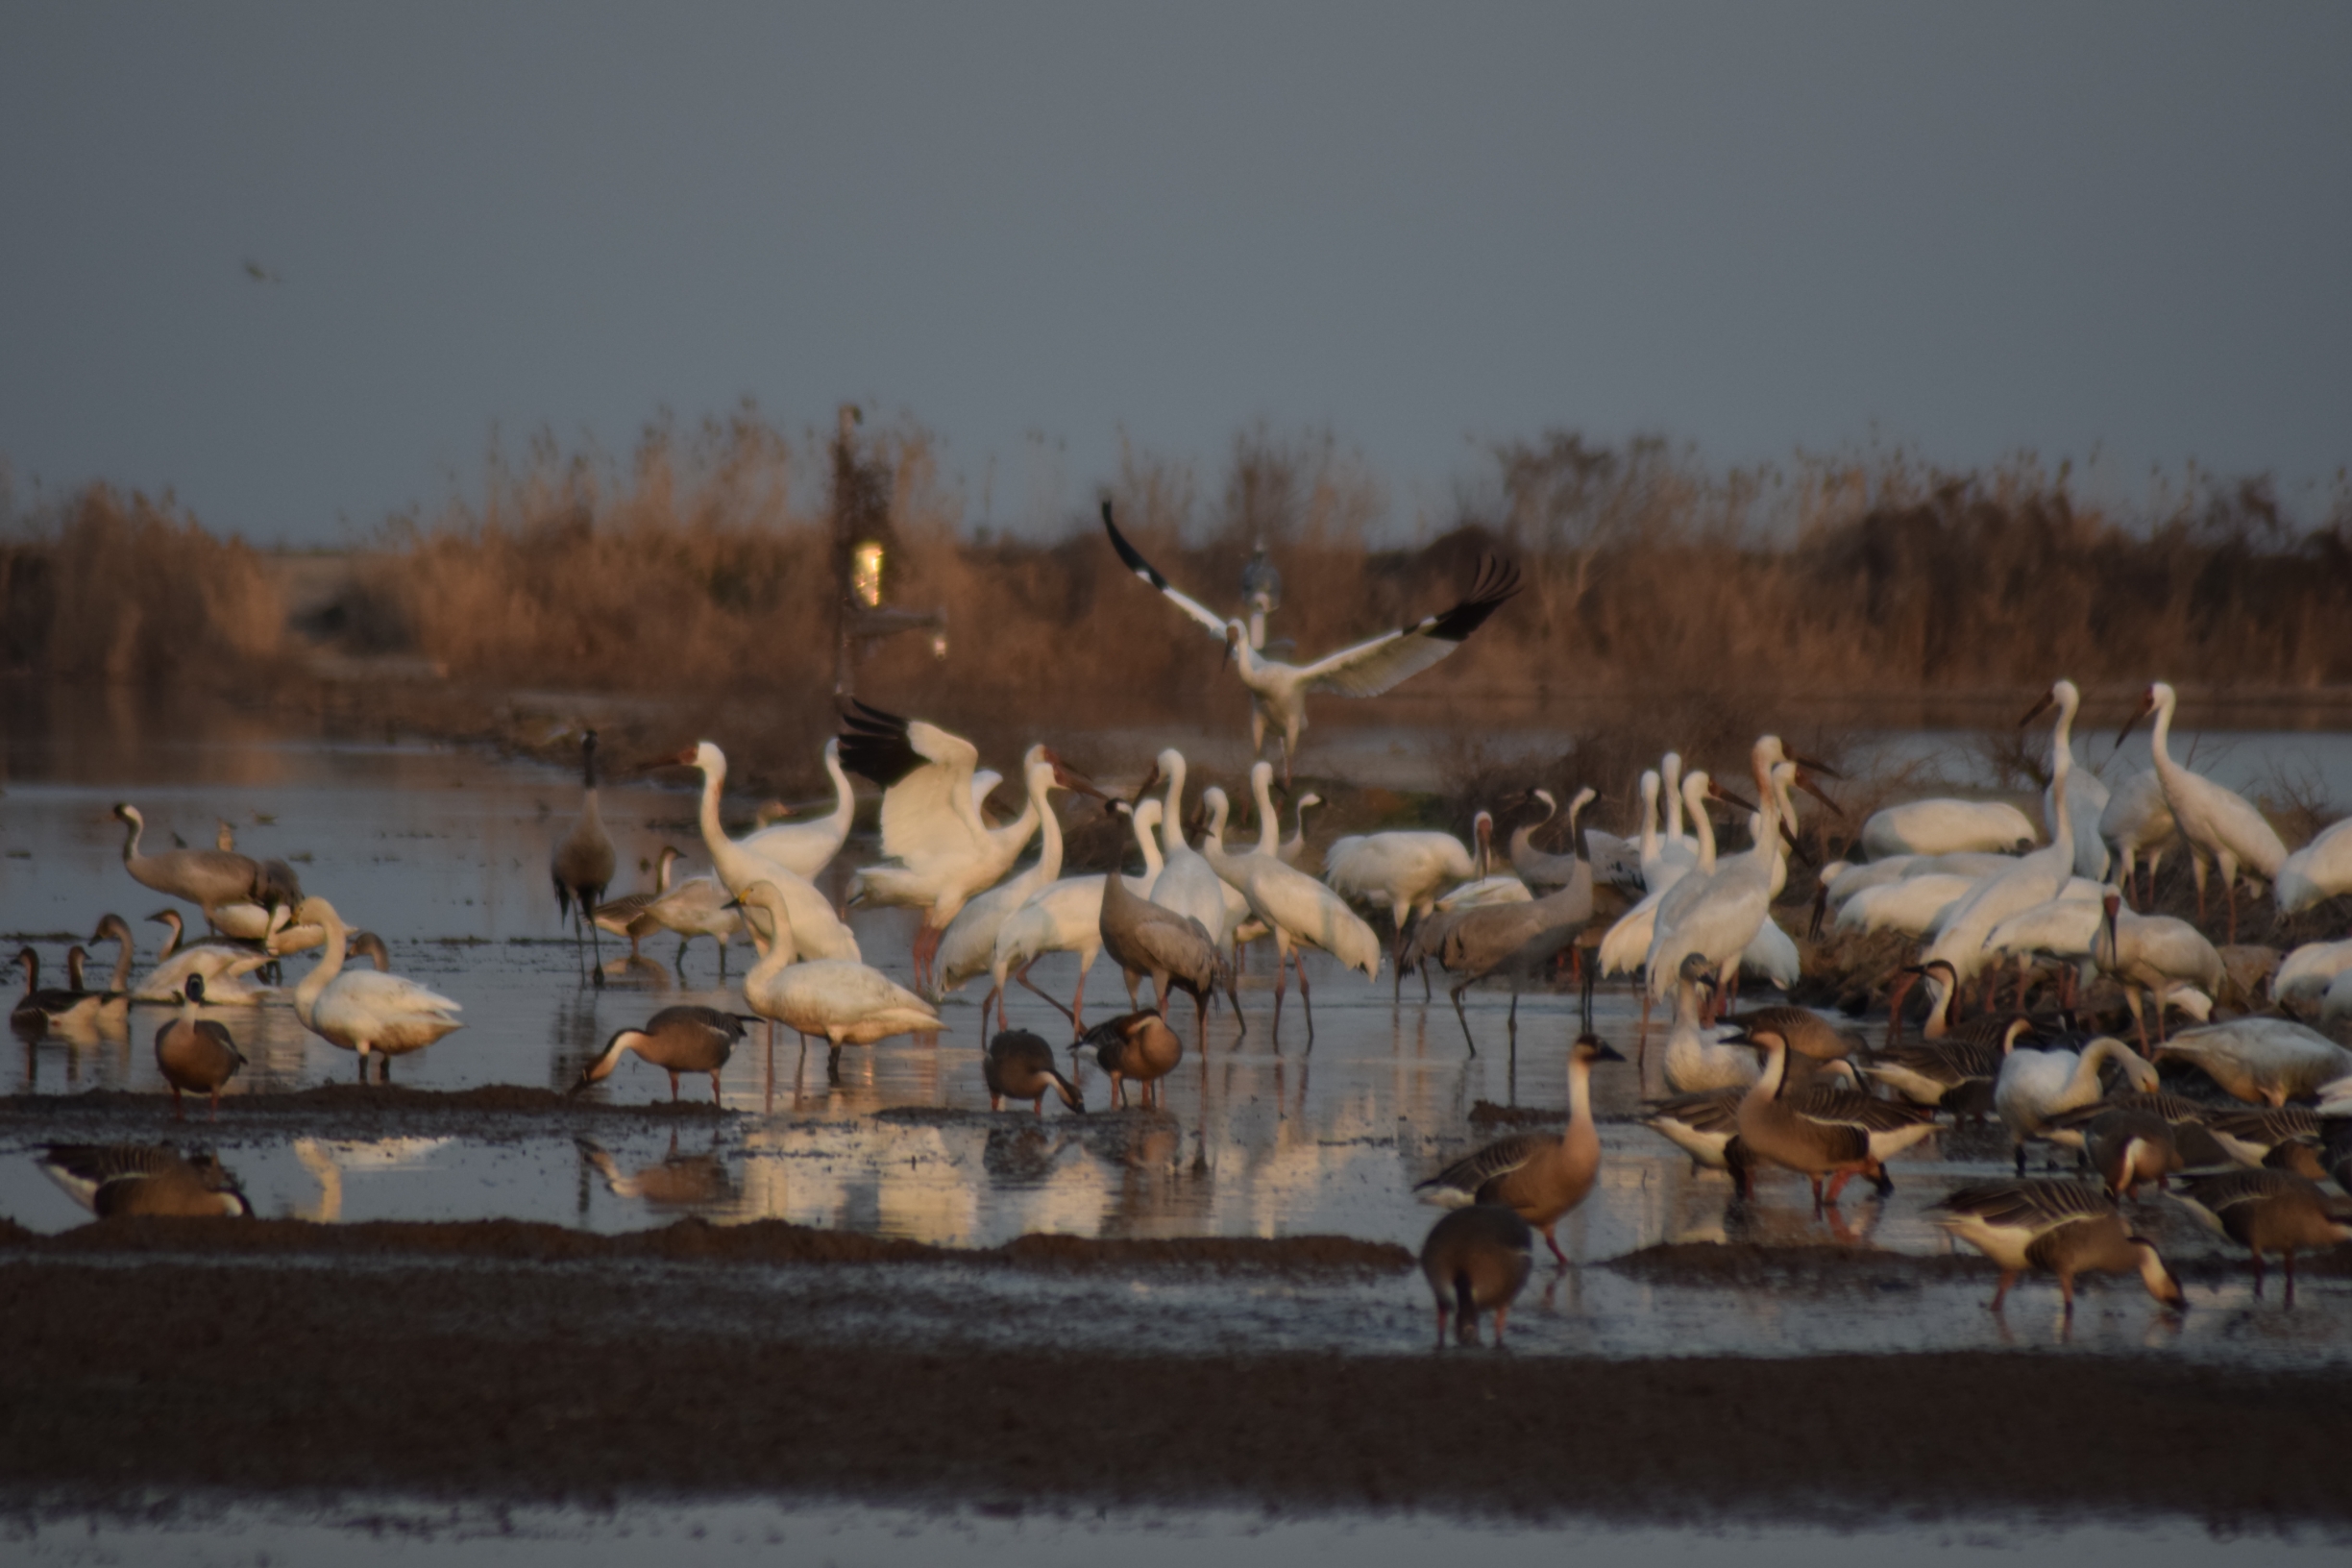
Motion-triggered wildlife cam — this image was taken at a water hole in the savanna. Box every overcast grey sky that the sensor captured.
[2,3,2345,545]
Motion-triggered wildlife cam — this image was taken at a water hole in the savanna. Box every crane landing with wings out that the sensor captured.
[1099,502,1522,785]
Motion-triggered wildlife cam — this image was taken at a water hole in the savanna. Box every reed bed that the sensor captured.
[6,415,2349,807]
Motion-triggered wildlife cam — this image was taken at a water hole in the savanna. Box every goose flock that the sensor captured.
[12,521,2352,1344]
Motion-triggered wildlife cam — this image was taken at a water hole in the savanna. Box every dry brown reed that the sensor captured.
[8,416,2351,808]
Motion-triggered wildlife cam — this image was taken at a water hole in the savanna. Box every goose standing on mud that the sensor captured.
[292,897,465,1082]
[1099,502,1521,784]
[2117,681,2288,943]
[551,730,617,982]
[112,804,262,925]
[1414,1034,1623,1264]
[576,1005,749,1105]
[155,974,245,1119]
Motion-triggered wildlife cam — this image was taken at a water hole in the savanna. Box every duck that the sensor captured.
[291,896,465,1082]
[38,1143,252,1219]
[576,1005,749,1104]
[1994,1035,2160,1175]
[1929,1179,2185,1318]
[2171,1169,2352,1305]
[1419,1205,1535,1349]
[154,974,245,1119]
[1414,1034,1623,1264]
[984,1029,1085,1115]
[1735,1026,1937,1213]
[1081,1009,1185,1110]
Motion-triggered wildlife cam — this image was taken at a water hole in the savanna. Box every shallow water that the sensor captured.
[3,717,2350,1371]
[3,1495,2343,1568]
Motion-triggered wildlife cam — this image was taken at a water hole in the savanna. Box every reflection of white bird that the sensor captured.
[1101,502,1521,782]
[2276,818,2352,915]
[292,898,464,1082]
[2118,681,2288,943]
[739,738,856,879]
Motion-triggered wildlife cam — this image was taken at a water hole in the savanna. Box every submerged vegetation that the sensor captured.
[4,412,2349,800]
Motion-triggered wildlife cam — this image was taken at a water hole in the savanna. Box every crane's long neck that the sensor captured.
[1663,756,1686,841]
[1638,775,1660,861]
[2148,687,2178,780]
[823,745,854,838]
[696,756,730,866]
[1748,753,1781,875]
[107,931,132,992]
[1252,769,1279,855]
[1160,755,1188,854]
[1130,807,1164,879]
[294,911,347,1027]
[1686,775,1718,873]
[656,849,676,894]
[1201,792,1232,866]
[1029,775,1066,885]
[119,812,143,868]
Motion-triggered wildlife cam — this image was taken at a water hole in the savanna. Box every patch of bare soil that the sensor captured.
[0,1246,2345,1524]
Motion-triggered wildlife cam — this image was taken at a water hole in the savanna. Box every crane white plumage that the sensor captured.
[1100,502,1521,783]
[2276,817,2352,915]
[674,741,860,964]
[734,883,941,1081]
[2118,681,2289,943]
[924,747,1092,1023]
[835,703,1092,990]
[737,737,857,879]
[2099,769,2177,907]
[1645,742,1788,1003]
[1324,825,1476,994]
[291,897,464,1082]
[1860,797,2038,860]
[1199,786,1380,1040]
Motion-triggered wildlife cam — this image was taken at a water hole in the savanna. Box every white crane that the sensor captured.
[1199,786,1380,1041]
[1147,748,1244,946]
[1859,796,2038,860]
[1645,741,1787,1010]
[925,748,1087,1027]
[2276,817,2352,914]
[834,704,1094,989]
[980,798,1170,1041]
[673,741,860,964]
[1646,752,1703,890]
[1598,768,1727,982]
[738,737,857,879]
[2092,885,2224,1051]
[1100,502,1521,783]
[2099,770,2177,908]
[1914,679,2083,1019]
[1325,824,1476,994]
[2117,681,2288,943]
[2045,716,2112,882]
[1580,779,1648,900]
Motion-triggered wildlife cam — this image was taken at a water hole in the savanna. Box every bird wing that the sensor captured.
[1099,503,1233,640]
[1932,1178,2113,1228]
[1295,558,1522,697]
[839,702,987,870]
[1417,1132,1552,1199]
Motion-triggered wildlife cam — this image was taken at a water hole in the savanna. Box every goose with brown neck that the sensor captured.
[1414,1034,1624,1265]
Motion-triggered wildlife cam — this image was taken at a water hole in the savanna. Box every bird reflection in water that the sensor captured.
[576,1133,739,1213]
[981,1122,1081,1183]
[39,1142,251,1219]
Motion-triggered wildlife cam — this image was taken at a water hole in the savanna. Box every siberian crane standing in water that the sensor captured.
[2117,681,2289,944]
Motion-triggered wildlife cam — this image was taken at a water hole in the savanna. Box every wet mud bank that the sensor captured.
[2,1247,2348,1526]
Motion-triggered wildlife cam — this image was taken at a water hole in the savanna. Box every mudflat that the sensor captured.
[3,1222,2345,1527]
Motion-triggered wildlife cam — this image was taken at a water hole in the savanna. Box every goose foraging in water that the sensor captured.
[576,1005,749,1105]
[1081,1009,1184,1110]
[1929,1179,2185,1318]
[985,1029,1085,1115]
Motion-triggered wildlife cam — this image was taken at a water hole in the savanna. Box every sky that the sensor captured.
[1,3,2346,546]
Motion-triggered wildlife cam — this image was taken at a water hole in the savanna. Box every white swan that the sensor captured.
[291,897,463,1081]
